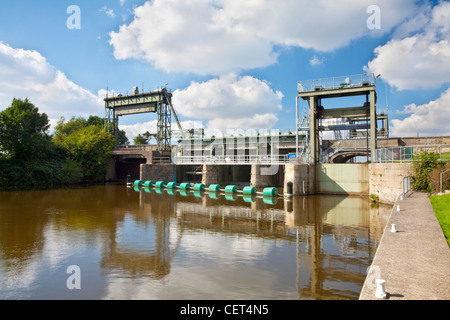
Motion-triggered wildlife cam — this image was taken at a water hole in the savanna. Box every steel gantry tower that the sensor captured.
[104,87,185,151]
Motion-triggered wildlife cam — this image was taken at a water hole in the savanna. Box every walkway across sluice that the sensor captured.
[359,192,450,300]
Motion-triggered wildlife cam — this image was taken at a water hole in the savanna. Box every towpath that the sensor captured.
[359,192,450,300]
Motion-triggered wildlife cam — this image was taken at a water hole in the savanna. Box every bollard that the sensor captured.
[396,205,400,212]
[375,279,387,299]
[391,224,397,233]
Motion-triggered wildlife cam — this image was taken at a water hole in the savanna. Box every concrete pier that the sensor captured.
[359,192,450,300]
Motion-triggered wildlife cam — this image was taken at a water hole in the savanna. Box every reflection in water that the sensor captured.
[0,185,390,300]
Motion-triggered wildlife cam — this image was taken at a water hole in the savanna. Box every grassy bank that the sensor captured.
[429,193,450,247]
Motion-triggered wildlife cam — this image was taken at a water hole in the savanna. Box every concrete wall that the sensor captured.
[369,163,413,204]
[316,164,369,195]
[141,164,176,182]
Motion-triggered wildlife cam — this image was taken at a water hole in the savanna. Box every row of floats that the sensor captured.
[131,180,281,205]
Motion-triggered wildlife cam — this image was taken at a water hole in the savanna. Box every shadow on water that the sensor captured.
[0,184,391,300]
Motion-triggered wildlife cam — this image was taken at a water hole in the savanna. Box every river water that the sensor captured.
[0,184,390,300]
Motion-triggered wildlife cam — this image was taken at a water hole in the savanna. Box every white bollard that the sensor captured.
[391,224,397,233]
[375,279,387,299]
[396,205,400,212]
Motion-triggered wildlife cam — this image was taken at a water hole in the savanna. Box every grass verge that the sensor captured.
[429,193,450,247]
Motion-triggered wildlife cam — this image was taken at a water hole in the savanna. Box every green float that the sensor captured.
[243,194,256,203]
[167,182,178,189]
[193,190,203,198]
[224,193,237,201]
[144,181,154,187]
[262,187,278,196]
[179,183,191,190]
[194,183,205,191]
[263,196,278,205]
[242,186,256,195]
[209,184,221,192]
[208,191,220,200]
[134,180,144,186]
[224,185,237,193]
[155,181,166,188]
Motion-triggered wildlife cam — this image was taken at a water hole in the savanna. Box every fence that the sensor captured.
[440,169,450,194]
[374,145,450,163]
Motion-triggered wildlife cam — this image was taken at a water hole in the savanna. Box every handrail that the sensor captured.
[374,145,450,163]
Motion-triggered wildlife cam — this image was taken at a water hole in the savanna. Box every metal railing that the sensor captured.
[173,155,299,165]
[374,145,450,163]
[403,176,412,196]
[298,73,375,93]
[440,169,450,193]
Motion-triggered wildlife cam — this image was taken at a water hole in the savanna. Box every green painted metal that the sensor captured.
[209,184,221,192]
[224,185,237,193]
[263,187,278,196]
[179,182,191,190]
[155,181,166,188]
[167,182,178,189]
[194,183,205,191]
[242,186,256,195]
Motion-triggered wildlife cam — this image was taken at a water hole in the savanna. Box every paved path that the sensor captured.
[359,192,450,300]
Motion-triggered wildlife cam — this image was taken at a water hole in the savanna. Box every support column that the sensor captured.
[284,164,315,196]
[309,97,318,164]
[202,164,219,186]
[370,90,377,160]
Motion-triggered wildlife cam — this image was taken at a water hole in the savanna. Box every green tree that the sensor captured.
[0,98,51,161]
[53,116,115,182]
[0,98,62,186]
[133,133,148,145]
[411,150,443,192]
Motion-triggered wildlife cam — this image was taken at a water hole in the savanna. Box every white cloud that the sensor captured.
[0,42,104,128]
[172,73,283,130]
[309,55,323,66]
[365,2,450,90]
[391,86,450,137]
[100,5,115,18]
[109,0,417,75]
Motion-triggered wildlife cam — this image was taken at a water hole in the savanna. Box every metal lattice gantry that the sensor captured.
[104,87,184,152]
[296,73,385,163]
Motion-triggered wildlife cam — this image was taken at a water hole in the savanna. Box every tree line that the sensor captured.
[0,98,126,187]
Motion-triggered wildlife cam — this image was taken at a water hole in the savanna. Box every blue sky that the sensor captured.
[0,0,449,141]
